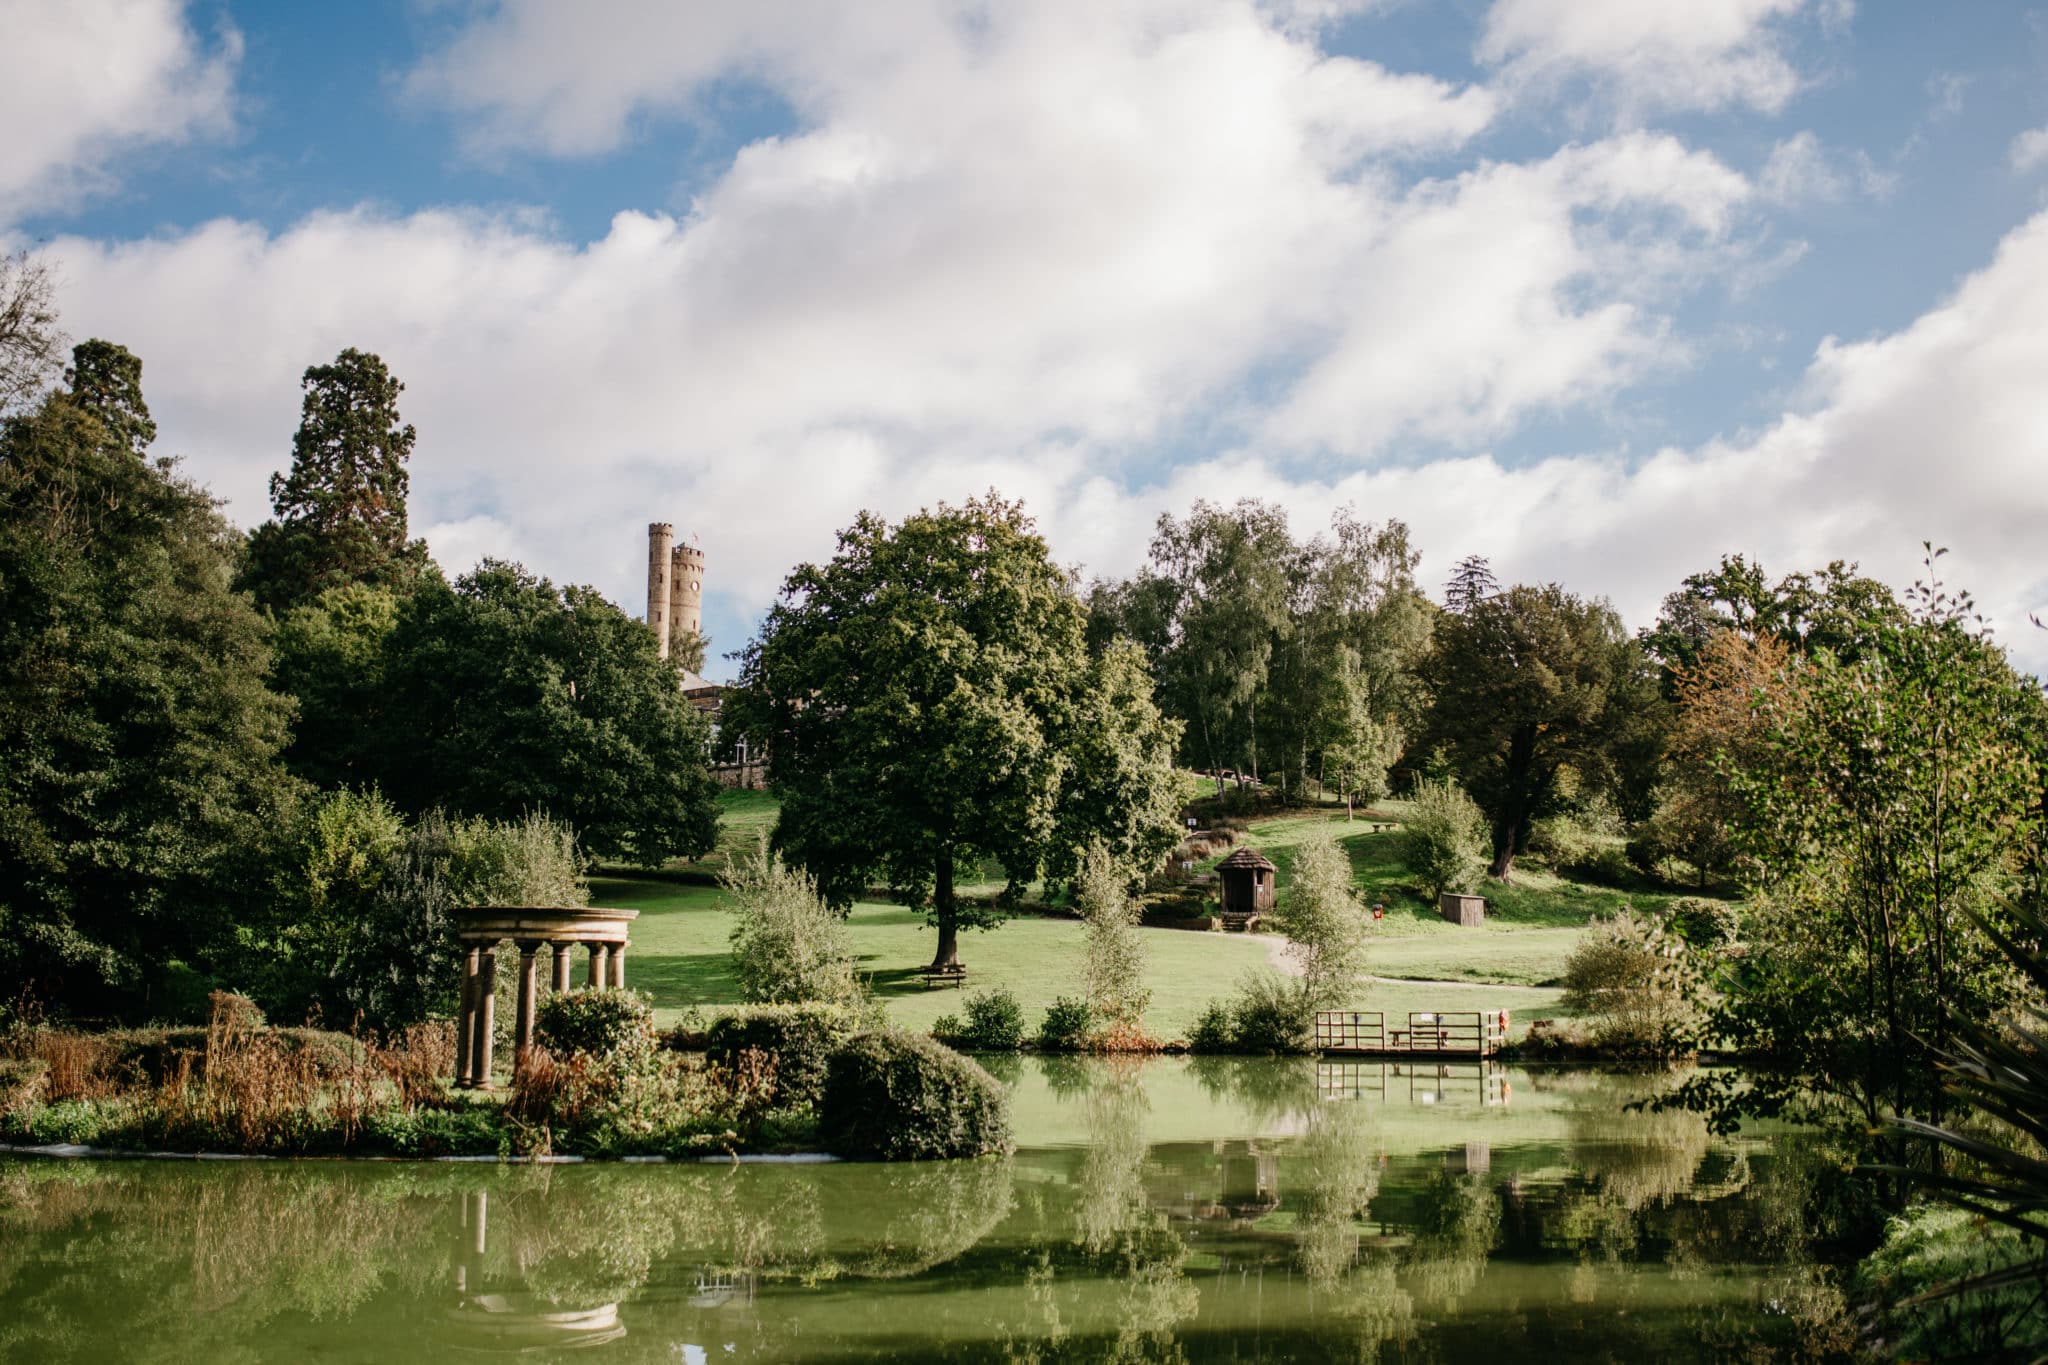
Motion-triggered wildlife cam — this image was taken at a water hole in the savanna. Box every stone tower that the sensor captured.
[669,540,705,646]
[645,522,705,663]
[646,522,675,659]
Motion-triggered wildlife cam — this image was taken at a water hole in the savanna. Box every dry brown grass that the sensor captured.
[35,1031,122,1103]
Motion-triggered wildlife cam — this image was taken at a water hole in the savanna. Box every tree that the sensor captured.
[370,561,721,866]
[1075,841,1149,1027]
[270,583,402,790]
[1443,554,1499,615]
[241,348,433,614]
[1045,639,1185,886]
[1275,824,1371,1012]
[1144,499,1297,782]
[1676,556,2046,1188]
[727,494,1181,970]
[723,838,862,1006]
[1414,583,1645,881]
[64,340,156,455]
[0,351,296,1013]
[0,252,64,416]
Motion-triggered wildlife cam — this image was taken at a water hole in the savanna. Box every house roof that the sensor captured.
[1217,846,1275,872]
[677,669,720,694]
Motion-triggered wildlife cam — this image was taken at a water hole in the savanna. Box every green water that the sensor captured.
[0,1059,1841,1362]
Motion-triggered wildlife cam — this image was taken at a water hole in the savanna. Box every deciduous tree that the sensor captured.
[728,495,1180,970]
[1414,583,1644,880]
[371,560,720,867]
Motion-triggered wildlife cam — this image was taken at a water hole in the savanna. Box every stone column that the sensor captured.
[550,942,573,993]
[588,942,610,990]
[454,945,479,1085]
[513,941,540,1079]
[609,942,626,989]
[469,948,498,1087]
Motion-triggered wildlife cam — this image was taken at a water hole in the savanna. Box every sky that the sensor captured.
[6,0,2048,678]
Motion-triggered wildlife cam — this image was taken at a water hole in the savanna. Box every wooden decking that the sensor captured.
[1313,1010,1509,1058]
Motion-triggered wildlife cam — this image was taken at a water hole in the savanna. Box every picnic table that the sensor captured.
[1389,1014,1450,1050]
[918,964,969,989]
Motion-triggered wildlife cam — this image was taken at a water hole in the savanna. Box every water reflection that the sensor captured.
[0,1059,1851,1363]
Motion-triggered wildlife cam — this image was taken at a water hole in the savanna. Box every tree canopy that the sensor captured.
[728,494,1182,968]
[0,344,295,1011]
[367,560,721,867]
[241,348,433,614]
[1415,580,1656,880]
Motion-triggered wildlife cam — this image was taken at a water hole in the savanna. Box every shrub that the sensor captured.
[1228,970,1313,1054]
[1037,997,1095,1052]
[445,809,587,908]
[535,988,654,1058]
[0,1058,47,1116]
[1187,1002,1235,1053]
[933,989,1026,1052]
[819,1030,1010,1160]
[1559,911,1700,1057]
[1075,842,1149,1026]
[705,1003,863,1110]
[1666,896,1741,948]
[1397,779,1488,897]
[722,838,862,1006]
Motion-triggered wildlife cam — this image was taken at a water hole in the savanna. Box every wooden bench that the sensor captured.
[918,965,968,989]
[1390,1029,1450,1050]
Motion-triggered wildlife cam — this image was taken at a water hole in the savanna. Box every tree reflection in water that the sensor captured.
[0,1060,1874,1363]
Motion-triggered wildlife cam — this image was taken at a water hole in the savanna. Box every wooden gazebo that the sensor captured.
[1216,846,1276,930]
[451,906,640,1088]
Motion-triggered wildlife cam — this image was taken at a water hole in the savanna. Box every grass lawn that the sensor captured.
[594,789,1729,1042]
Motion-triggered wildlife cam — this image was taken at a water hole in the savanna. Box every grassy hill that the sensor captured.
[593,789,1731,1043]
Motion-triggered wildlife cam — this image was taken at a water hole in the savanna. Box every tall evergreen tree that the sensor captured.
[241,348,432,614]
[64,340,156,455]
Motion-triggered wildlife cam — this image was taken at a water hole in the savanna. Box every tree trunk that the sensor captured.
[929,849,961,970]
[1488,817,1517,881]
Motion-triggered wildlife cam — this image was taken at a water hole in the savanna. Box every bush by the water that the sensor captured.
[1559,910,1700,1057]
[705,1003,864,1110]
[535,988,654,1057]
[1187,1001,1235,1053]
[933,988,1026,1051]
[1186,971,1314,1053]
[1036,996,1095,1052]
[1397,779,1488,897]
[818,1029,1010,1160]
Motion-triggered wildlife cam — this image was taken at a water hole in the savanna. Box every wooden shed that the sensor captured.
[1217,846,1276,929]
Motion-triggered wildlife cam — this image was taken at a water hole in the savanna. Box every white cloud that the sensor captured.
[28,0,2048,679]
[1477,0,1820,121]
[1760,132,1844,203]
[2012,127,2048,175]
[0,0,239,217]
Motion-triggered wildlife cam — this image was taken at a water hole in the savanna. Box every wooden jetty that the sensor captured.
[1313,1010,1509,1059]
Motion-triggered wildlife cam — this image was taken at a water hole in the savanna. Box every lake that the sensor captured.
[0,1057,1839,1362]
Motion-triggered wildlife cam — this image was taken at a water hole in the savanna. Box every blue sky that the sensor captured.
[8,0,2048,675]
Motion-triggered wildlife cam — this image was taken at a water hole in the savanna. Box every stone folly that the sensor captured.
[644,522,705,662]
[451,906,641,1088]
